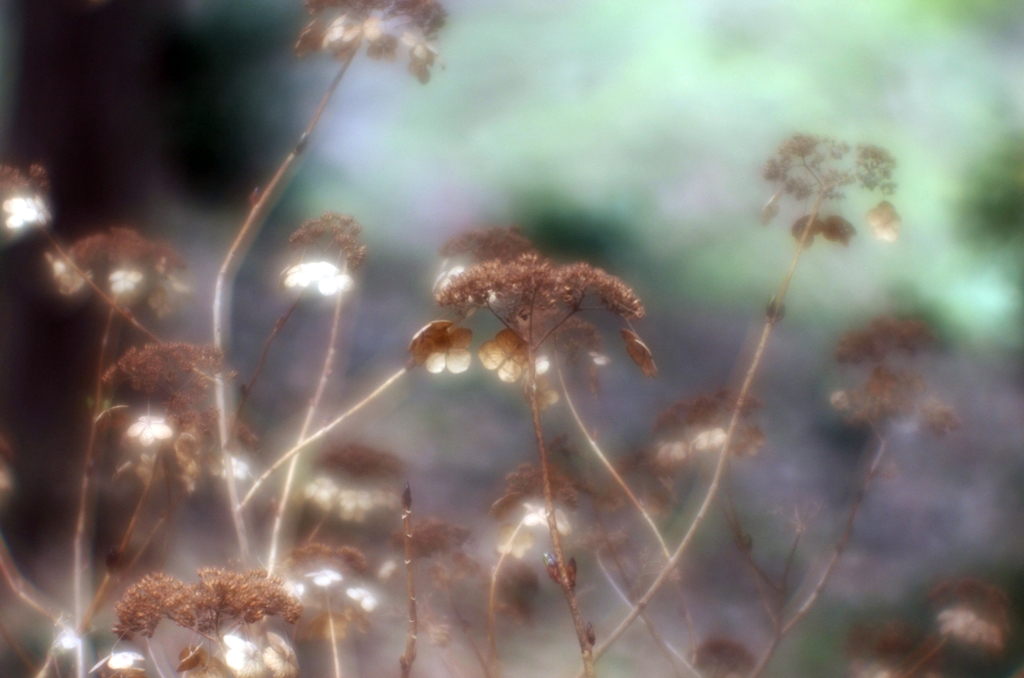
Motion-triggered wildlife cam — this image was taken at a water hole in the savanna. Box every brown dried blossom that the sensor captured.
[439,225,537,263]
[319,442,404,479]
[496,559,540,622]
[835,317,935,364]
[288,212,367,269]
[67,227,187,304]
[105,343,223,427]
[920,399,961,436]
[763,134,895,201]
[846,621,921,666]
[394,517,470,559]
[490,463,582,521]
[113,569,302,639]
[409,320,473,373]
[297,0,446,83]
[929,578,1010,653]
[286,542,369,575]
[694,637,755,678]
[653,390,764,462]
[791,213,857,247]
[0,163,49,193]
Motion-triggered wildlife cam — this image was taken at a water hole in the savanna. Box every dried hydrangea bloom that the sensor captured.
[397,516,471,559]
[345,586,378,612]
[319,442,404,479]
[126,415,174,448]
[287,541,369,576]
[929,578,1008,653]
[920,399,960,436]
[522,501,571,534]
[654,390,764,462]
[835,317,934,365]
[91,650,145,674]
[489,462,582,520]
[3,195,49,231]
[109,268,144,299]
[262,633,298,678]
[223,635,267,678]
[281,260,353,296]
[496,523,536,559]
[0,164,50,233]
[438,225,536,263]
[105,343,223,424]
[479,328,529,383]
[867,200,902,242]
[45,251,90,295]
[694,637,755,678]
[296,0,447,83]
[409,320,473,374]
[289,213,367,267]
[306,568,343,588]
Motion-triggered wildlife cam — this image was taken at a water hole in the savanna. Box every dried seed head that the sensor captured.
[439,225,536,263]
[395,517,471,559]
[319,442,405,479]
[694,637,755,678]
[287,542,369,576]
[835,317,934,364]
[288,212,367,269]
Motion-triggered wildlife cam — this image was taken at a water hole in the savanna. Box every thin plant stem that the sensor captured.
[894,637,946,678]
[239,367,407,508]
[528,356,595,678]
[267,290,345,574]
[442,587,493,678]
[486,516,527,676]
[327,598,344,678]
[0,530,60,622]
[399,483,418,678]
[746,432,888,678]
[557,361,670,560]
[583,193,827,673]
[72,306,117,678]
[212,56,355,559]
[0,616,37,673]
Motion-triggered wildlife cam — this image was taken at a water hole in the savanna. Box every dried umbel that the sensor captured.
[395,516,471,559]
[113,569,302,639]
[490,462,583,520]
[318,442,405,479]
[930,578,1009,653]
[286,542,370,576]
[288,212,367,270]
[65,227,188,308]
[296,0,447,83]
[835,316,934,365]
[694,637,755,678]
[653,390,764,467]
[1,163,50,233]
[761,134,898,247]
[438,225,537,264]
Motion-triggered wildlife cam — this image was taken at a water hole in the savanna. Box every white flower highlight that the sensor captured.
[3,195,49,230]
[282,261,353,296]
[109,269,143,298]
[263,632,299,678]
[306,568,343,588]
[55,628,81,651]
[692,427,727,452]
[937,606,1004,651]
[126,415,174,448]
[589,351,610,366]
[45,252,89,295]
[346,586,379,612]
[522,502,571,535]
[91,651,145,672]
[224,634,267,678]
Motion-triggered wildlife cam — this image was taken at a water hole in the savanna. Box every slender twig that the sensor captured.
[212,57,355,559]
[327,598,345,678]
[528,355,595,678]
[557,361,671,560]
[239,367,407,508]
[399,483,418,678]
[267,290,345,574]
[592,514,691,678]
[231,295,303,445]
[0,616,36,673]
[486,516,527,675]
[0,530,60,622]
[582,193,827,674]
[71,306,117,678]
[42,233,161,344]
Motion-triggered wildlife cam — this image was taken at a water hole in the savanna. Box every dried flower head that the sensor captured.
[319,442,405,479]
[439,225,537,263]
[396,517,471,559]
[287,542,369,576]
[920,399,961,436]
[867,200,902,242]
[835,317,934,364]
[288,212,367,270]
[262,632,299,678]
[126,415,174,448]
[694,637,755,678]
[496,559,540,622]
[105,343,222,421]
[654,390,764,462]
[409,320,473,374]
[296,0,447,83]
[490,462,582,520]
[0,164,50,232]
[113,569,302,639]
[67,227,187,306]
[930,578,1009,653]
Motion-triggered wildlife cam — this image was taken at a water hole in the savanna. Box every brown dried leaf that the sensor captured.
[410,320,453,365]
[621,329,657,378]
[176,646,207,672]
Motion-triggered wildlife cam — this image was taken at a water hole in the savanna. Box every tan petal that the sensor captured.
[448,326,473,349]
[410,320,453,365]
[446,348,471,374]
[425,352,447,374]
[479,340,505,370]
[867,200,901,242]
[498,358,523,383]
[621,329,657,378]
[761,190,781,225]
[495,328,525,354]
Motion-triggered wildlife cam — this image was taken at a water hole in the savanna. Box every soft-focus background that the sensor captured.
[2,0,1024,676]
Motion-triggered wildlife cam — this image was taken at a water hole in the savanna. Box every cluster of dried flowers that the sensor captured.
[282,213,367,297]
[0,163,50,234]
[296,0,447,82]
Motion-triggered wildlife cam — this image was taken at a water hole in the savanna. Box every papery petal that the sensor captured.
[497,359,523,383]
[478,340,505,370]
[446,348,471,374]
[425,352,447,374]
